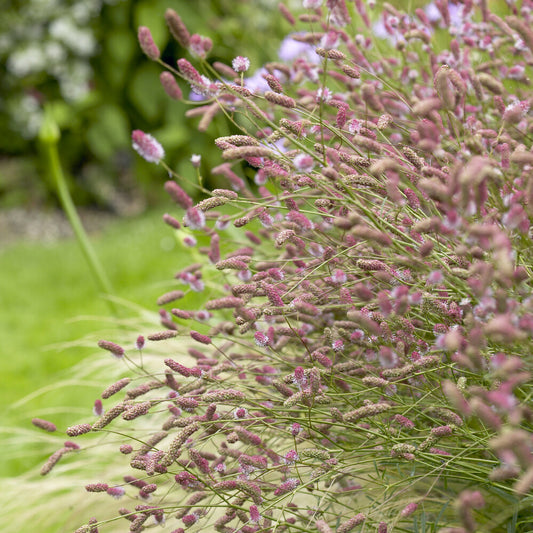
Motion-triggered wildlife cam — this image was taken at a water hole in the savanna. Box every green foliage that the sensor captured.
[0,0,289,209]
[1,210,193,478]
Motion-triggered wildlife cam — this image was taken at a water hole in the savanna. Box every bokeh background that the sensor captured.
[1,0,290,479]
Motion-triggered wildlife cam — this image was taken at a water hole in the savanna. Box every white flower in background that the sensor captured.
[49,17,96,56]
[43,41,67,64]
[9,94,44,139]
[1,0,123,136]
[7,45,45,77]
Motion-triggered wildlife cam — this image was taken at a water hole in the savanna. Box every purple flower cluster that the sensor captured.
[40,1,533,532]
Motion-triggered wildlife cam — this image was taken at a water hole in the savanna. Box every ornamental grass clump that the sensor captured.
[37,1,533,531]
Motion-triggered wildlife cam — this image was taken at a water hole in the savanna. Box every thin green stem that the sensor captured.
[38,106,117,317]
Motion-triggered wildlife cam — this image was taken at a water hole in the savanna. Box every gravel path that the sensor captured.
[0,207,116,247]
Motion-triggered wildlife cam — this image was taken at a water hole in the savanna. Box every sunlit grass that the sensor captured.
[1,208,190,477]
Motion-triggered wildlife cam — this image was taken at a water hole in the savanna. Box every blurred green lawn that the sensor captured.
[1,208,189,477]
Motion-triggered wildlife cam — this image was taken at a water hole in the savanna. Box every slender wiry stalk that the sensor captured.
[38,106,117,316]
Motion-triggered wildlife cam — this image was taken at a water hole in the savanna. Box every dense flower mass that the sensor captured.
[39,1,533,532]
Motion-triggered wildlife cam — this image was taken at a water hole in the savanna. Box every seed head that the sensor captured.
[66,423,92,437]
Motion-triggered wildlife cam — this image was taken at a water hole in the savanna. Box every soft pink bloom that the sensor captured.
[132,130,164,164]
[232,56,251,72]
[106,486,125,499]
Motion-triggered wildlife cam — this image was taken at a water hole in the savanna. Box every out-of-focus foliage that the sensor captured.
[0,0,286,209]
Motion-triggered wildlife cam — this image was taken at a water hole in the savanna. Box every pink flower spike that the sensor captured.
[284,449,299,465]
[106,486,126,499]
[136,335,145,350]
[291,422,301,436]
[400,502,418,517]
[254,331,271,347]
[274,477,300,496]
[93,399,104,417]
[132,130,165,164]
[138,26,160,60]
[249,504,261,523]
[184,207,206,230]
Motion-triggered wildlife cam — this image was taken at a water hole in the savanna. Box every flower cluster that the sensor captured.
[39,1,533,532]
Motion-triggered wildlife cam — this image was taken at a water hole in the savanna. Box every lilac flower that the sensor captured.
[244,68,270,93]
[278,33,317,62]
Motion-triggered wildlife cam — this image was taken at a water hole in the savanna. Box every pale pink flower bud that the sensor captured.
[278,3,295,24]
[160,71,182,100]
[156,290,184,307]
[165,9,190,48]
[189,34,212,58]
[135,335,145,350]
[284,449,299,464]
[233,407,248,419]
[400,502,418,517]
[183,207,206,230]
[291,422,301,436]
[232,56,251,72]
[106,486,125,499]
[41,447,69,475]
[503,100,530,124]
[177,58,204,85]
[426,270,443,285]
[254,331,271,347]
[190,330,212,345]
[338,514,366,533]
[93,399,104,416]
[274,477,300,495]
[264,73,283,93]
[32,418,57,432]
[264,91,296,108]
[97,339,124,358]
[183,235,197,247]
[249,504,261,523]
[293,153,315,172]
[164,181,192,209]
[132,130,164,164]
[138,26,160,60]
[508,65,525,79]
